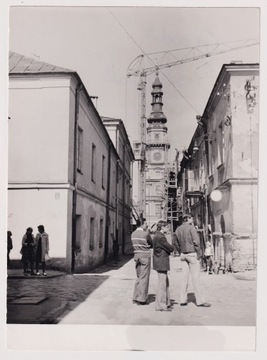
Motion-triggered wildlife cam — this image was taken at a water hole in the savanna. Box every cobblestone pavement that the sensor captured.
[7,254,256,326]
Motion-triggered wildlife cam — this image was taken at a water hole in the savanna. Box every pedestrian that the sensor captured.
[21,227,35,276]
[174,214,211,307]
[204,238,213,275]
[35,225,49,276]
[7,231,13,267]
[131,217,153,305]
[111,233,119,264]
[153,221,174,311]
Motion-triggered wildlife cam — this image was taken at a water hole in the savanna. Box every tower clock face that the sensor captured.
[153,152,162,161]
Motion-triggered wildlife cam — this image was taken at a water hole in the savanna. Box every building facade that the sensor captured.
[102,117,135,254]
[8,52,134,273]
[178,63,259,272]
[145,74,170,227]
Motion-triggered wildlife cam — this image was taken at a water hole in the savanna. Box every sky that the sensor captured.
[8,6,260,160]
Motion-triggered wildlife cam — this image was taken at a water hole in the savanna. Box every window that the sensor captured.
[89,217,95,250]
[91,143,96,182]
[99,218,104,248]
[77,127,83,172]
[208,140,215,176]
[217,122,225,166]
[102,155,105,189]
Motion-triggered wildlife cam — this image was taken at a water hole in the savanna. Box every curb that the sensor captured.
[38,301,69,324]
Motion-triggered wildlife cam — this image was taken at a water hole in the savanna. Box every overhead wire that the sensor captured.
[106,7,199,114]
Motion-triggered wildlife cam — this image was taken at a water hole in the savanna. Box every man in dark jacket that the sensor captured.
[153,221,174,311]
[174,214,211,307]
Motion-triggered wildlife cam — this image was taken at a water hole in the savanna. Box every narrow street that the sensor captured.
[7,254,256,326]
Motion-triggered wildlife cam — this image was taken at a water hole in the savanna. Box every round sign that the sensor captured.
[210,189,222,202]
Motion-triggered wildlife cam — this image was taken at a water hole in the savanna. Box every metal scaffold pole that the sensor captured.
[138,73,147,218]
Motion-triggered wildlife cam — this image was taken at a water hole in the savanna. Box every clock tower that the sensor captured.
[145,73,170,226]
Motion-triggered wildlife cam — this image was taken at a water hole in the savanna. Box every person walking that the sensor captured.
[7,231,13,267]
[111,233,119,264]
[153,221,174,311]
[204,238,213,275]
[131,218,153,305]
[174,214,211,307]
[21,227,35,275]
[35,225,49,276]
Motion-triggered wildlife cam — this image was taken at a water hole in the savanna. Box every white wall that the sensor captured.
[231,74,259,179]
[9,76,71,183]
[231,182,258,234]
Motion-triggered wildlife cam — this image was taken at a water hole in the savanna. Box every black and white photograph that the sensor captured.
[1,0,267,357]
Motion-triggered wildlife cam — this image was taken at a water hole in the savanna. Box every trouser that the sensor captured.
[155,271,171,310]
[133,257,151,303]
[24,259,34,273]
[205,256,213,271]
[36,261,46,273]
[180,253,205,305]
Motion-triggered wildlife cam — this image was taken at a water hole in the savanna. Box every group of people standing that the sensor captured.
[131,214,211,311]
[7,225,50,276]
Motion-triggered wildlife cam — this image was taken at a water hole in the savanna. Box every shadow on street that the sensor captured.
[89,254,133,274]
[7,273,110,324]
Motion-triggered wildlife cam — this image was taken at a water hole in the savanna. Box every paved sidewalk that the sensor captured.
[7,268,65,279]
[59,255,256,326]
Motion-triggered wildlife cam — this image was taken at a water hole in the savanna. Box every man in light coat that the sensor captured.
[131,218,153,305]
[35,225,49,276]
[174,214,211,307]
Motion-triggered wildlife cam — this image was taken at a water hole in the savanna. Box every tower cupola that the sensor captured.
[147,73,167,124]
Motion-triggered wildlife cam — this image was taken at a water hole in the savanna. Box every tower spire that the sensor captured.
[147,73,167,124]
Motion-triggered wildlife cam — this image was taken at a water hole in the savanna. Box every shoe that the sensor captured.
[42,272,47,276]
[23,272,28,276]
[132,300,138,304]
[197,302,211,307]
[36,272,40,276]
[180,303,187,306]
[136,301,147,305]
[157,308,172,312]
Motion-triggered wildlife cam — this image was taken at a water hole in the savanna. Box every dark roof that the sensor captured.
[152,75,162,88]
[9,51,74,74]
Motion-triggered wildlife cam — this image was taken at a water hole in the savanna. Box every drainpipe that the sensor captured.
[104,140,112,262]
[116,127,120,253]
[71,82,82,273]
[122,144,126,255]
[116,159,119,254]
